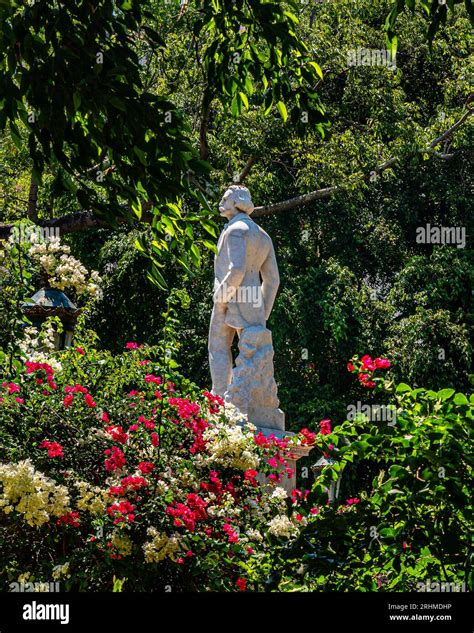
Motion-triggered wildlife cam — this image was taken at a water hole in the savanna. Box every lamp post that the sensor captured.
[22,288,80,350]
[311,455,342,504]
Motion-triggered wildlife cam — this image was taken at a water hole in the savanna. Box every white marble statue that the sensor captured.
[208,185,284,430]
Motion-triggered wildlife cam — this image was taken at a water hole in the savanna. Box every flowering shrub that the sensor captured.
[0,344,471,592]
[0,343,314,591]
[260,363,473,591]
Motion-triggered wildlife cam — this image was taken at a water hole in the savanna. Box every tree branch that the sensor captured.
[27,174,39,222]
[234,156,256,184]
[0,108,471,238]
[253,107,472,218]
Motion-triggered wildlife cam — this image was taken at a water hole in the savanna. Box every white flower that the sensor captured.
[267,514,298,539]
[246,528,263,543]
[271,487,288,502]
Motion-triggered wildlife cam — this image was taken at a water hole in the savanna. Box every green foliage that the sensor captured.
[270,380,473,591]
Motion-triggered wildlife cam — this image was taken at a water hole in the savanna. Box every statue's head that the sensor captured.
[219,185,254,219]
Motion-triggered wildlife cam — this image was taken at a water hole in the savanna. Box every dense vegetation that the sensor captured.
[0,0,472,593]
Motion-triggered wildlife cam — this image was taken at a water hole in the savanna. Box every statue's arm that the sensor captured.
[213,229,246,304]
[261,244,280,320]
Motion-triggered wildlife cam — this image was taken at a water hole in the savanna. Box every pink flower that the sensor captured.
[319,419,332,435]
[310,507,319,515]
[125,342,139,349]
[101,412,110,423]
[374,357,391,369]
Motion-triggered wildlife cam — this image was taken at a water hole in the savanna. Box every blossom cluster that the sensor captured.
[347,354,391,389]
[28,236,101,297]
[0,460,70,527]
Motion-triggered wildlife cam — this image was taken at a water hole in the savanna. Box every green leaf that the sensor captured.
[277,101,288,122]
[396,383,412,393]
[453,393,469,405]
[199,218,217,237]
[437,388,455,401]
[239,91,249,110]
[133,146,147,166]
[308,61,323,80]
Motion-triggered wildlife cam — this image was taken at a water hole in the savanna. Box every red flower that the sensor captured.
[75,347,85,355]
[125,342,140,349]
[63,394,74,408]
[121,476,147,491]
[203,390,224,413]
[347,361,355,372]
[374,357,391,369]
[150,432,159,447]
[299,427,316,445]
[236,578,247,592]
[346,497,360,505]
[244,469,258,482]
[361,355,376,371]
[104,447,126,472]
[107,501,136,524]
[144,374,162,385]
[138,461,154,474]
[105,425,128,444]
[223,523,239,543]
[3,382,21,395]
[84,393,96,408]
[25,361,54,376]
[56,511,80,527]
[101,412,110,423]
[39,440,63,458]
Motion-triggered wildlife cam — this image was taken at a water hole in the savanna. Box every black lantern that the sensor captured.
[22,288,81,350]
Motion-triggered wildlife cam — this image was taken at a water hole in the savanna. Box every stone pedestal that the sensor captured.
[226,325,314,492]
[225,326,284,430]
